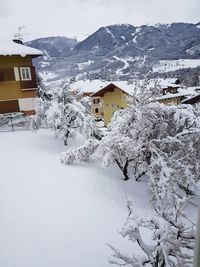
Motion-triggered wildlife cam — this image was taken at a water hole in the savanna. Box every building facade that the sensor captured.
[0,40,42,114]
[92,83,129,126]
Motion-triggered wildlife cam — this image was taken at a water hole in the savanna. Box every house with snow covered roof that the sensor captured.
[92,79,197,126]
[0,39,43,114]
[92,81,135,126]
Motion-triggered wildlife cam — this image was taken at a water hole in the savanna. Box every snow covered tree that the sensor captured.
[108,196,196,267]
[35,71,52,101]
[60,81,200,200]
[30,97,50,130]
[31,84,98,145]
[58,79,199,266]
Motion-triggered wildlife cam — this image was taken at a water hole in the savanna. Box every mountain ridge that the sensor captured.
[26,22,200,81]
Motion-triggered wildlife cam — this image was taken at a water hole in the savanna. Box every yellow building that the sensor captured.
[92,82,131,126]
[0,39,42,114]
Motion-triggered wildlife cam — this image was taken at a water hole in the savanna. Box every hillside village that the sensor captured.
[0,22,200,267]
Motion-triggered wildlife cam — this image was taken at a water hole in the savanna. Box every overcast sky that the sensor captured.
[0,0,199,41]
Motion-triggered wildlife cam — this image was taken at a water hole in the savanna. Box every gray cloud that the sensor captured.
[0,0,199,41]
[0,0,12,18]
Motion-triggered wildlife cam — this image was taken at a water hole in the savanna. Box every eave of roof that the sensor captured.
[91,83,127,97]
[182,94,200,104]
[0,39,43,57]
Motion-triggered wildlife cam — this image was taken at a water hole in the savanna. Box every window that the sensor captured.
[93,98,100,104]
[95,108,99,113]
[20,67,31,81]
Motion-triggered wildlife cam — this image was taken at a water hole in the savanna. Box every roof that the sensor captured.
[182,94,200,104]
[157,86,200,101]
[91,81,136,97]
[69,79,109,94]
[0,39,43,57]
[91,79,200,103]
[92,79,181,97]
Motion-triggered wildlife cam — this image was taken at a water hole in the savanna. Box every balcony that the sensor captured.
[20,80,37,90]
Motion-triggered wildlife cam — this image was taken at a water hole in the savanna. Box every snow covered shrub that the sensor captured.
[60,139,99,165]
[30,98,50,130]
[108,196,195,267]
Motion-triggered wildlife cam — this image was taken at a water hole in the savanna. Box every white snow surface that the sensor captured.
[40,70,57,81]
[105,27,115,38]
[77,60,94,70]
[69,79,109,94]
[153,59,200,73]
[113,55,130,75]
[0,129,152,267]
[0,39,43,57]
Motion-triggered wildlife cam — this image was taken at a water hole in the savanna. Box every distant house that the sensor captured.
[157,78,182,105]
[91,81,133,126]
[181,87,200,105]
[182,94,200,105]
[92,79,199,126]
[0,39,43,114]
[69,79,108,120]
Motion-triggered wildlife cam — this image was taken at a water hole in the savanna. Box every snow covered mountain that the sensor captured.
[26,36,77,58]
[27,22,200,81]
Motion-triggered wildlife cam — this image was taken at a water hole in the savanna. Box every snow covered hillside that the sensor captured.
[29,22,200,80]
[0,130,152,267]
[153,59,200,73]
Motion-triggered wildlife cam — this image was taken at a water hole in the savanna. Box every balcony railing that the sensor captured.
[20,80,37,90]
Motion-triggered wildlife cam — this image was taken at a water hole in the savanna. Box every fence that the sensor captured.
[0,112,31,132]
[177,182,200,206]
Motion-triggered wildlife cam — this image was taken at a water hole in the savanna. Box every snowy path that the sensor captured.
[0,130,151,267]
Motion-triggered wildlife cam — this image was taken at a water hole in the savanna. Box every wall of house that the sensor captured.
[102,87,128,126]
[91,96,103,119]
[0,56,32,68]
[0,56,37,114]
[159,97,181,105]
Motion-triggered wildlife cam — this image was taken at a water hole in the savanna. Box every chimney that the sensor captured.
[13,38,23,45]
[13,26,25,45]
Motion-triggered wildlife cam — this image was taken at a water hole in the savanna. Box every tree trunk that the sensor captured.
[115,159,130,180]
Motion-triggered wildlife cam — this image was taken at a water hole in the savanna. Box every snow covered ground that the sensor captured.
[0,129,152,267]
[153,59,200,73]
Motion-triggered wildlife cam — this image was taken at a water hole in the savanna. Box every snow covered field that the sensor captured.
[0,130,152,267]
[153,59,200,73]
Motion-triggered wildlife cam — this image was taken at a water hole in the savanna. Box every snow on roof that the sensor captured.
[91,80,146,97]
[69,79,109,94]
[91,78,200,102]
[109,81,137,95]
[70,78,199,103]
[0,39,43,57]
[157,86,200,100]
[108,80,178,95]
[91,79,179,97]
[157,78,179,88]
